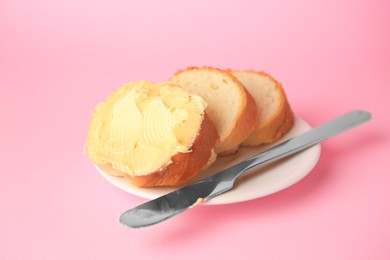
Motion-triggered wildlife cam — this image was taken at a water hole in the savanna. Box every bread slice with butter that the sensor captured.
[85,80,218,187]
[170,66,258,155]
[230,70,294,146]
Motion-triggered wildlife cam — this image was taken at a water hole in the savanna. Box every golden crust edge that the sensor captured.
[171,66,258,155]
[232,70,295,146]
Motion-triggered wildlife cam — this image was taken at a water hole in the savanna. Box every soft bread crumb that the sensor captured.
[170,66,257,155]
[231,70,294,145]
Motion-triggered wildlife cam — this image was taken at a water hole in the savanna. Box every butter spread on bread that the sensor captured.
[85,80,218,187]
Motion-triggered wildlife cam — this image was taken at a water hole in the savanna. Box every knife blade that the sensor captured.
[119,110,371,228]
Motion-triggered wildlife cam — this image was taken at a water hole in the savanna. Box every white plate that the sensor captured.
[96,116,321,205]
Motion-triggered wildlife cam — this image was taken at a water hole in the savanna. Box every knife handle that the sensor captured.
[233,110,371,179]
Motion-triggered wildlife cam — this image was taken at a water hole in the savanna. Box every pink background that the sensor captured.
[1,0,390,259]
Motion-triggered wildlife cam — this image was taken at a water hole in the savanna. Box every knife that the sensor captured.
[119,110,371,228]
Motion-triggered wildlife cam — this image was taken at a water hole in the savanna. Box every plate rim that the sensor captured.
[95,116,321,205]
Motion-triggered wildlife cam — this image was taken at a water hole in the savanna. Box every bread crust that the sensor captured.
[97,113,218,187]
[215,86,257,154]
[232,70,294,146]
[171,66,257,155]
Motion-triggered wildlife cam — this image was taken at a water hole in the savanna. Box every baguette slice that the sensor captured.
[230,70,294,146]
[85,80,218,187]
[170,67,257,155]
